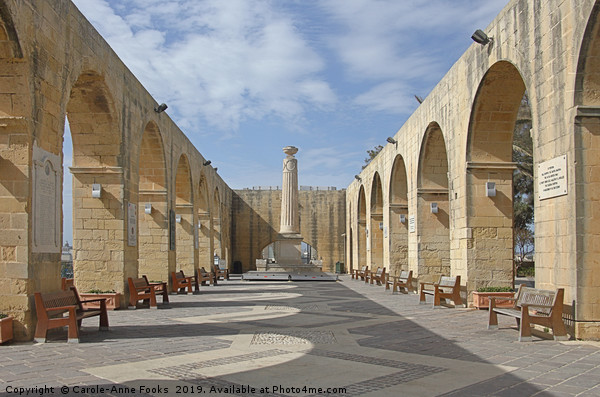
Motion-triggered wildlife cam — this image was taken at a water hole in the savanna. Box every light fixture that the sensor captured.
[175,214,182,223]
[197,221,202,229]
[203,160,211,166]
[92,183,102,198]
[471,29,492,45]
[486,181,496,197]
[386,137,397,144]
[144,203,152,214]
[400,214,406,224]
[430,203,438,214]
[355,175,362,182]
[154,103,168,113]
[379,222,384,230]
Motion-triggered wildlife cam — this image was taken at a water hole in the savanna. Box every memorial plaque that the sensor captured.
[408,215,416,233]
[128,202,137,246]
[538,155,568,200]
[32,144,61,253]
[169,209,176,250]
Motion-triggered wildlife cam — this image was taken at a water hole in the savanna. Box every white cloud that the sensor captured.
[72,0,337,132]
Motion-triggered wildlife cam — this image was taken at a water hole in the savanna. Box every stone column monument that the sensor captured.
[275,146,304,267]
[280,146,299,234]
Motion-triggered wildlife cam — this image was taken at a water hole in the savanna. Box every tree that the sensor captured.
[363,145,383,169]
[513,94,534,270]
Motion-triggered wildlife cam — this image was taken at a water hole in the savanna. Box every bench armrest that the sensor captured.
[420,281,435,287]
[80,297,107,304]
[45,305,78,313]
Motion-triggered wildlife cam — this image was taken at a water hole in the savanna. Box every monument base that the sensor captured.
[242,271,338,282]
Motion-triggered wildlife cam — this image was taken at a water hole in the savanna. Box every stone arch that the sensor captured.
[137,121,168,282]
[417,122,450,279]
[370,172,384,269]
[357,186,367,269]
[67,70,123,293]
[466,61,526,291]
[175,154,195,275]
[197,173,212,269]
[388,155,408,276]
[213,187,222,261]
[573,1,600,338]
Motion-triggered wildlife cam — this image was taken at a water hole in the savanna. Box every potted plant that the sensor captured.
[472,287,514,309]
[79,289,121,310]
[0,313,13,344]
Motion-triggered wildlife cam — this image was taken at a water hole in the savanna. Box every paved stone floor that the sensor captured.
[1,275,600,396]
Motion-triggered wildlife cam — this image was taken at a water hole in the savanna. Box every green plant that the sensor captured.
[517,267,535,277]
[0,313,7,319]
[476,286,514,293]
[87,289,116,294]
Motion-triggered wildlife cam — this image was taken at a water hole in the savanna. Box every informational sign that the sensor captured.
[127,202,137,247]
[408,215,416,233]
[32,144,61,253]
[538,155,568,200]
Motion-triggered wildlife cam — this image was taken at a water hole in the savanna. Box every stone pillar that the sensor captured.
[280,146,299,234]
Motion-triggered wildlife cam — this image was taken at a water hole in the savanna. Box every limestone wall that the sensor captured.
[232,189,346,273]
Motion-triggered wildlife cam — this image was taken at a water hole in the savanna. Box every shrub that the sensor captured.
[476,286,514,293]
[0,313,7,319]
[517,267,535,277]
[87,289,116,294]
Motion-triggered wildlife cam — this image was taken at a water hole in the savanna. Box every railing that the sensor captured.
[244,186,341,191]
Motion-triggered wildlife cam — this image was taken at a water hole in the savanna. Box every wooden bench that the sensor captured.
[142,276,169,304]
[61,277,74,291]
[128,277,167,309]
[196,267,215,286]
[419,275,464,308]
[352,265,368,280]
[171,270,198,294]
[213,264,229,281]
[34,288,109,343]
[367,267,386,286]
[386,270,414,293]
[488,285,568,342]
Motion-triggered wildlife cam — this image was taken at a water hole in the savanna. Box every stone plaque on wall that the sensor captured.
[32,144,61,253]
[408,215,416,233]
[538,155,568,200]
[128,202,137,247]
[169,209,176,250]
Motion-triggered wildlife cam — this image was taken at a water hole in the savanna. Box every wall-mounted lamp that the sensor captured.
[175,214,182,223]
[471,29,492,45]
[379,222,384,230]
[485,181,496,197]
[203,160,211,166]
[214,167,218,172]
[430,202,438,214]
[354,175,362,182]
[92,183,102,198]
[144,203,152,214]
[400,214,406,224]
[197,221,202,229]
[386,137,397,144]
[154,103,168,113]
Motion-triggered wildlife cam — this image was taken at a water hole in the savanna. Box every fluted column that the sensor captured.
[280,146,299,234]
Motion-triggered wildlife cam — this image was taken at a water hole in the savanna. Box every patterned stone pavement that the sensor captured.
[1,276,599,396]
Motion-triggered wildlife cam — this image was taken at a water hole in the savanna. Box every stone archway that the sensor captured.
[389,155,409,277]
[573,1,600,338]
[370,172,384,269]
[466,61,526,292]
[357,186,367,270]
[67,71,124,294]
[137,121,168,283]
[197,174,212,270]
[174,154,194,276]
[417,123,450,279]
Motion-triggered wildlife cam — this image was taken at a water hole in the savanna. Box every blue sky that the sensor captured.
[63,0,508,244]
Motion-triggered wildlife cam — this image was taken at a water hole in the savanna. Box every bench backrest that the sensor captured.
[198,267,210,276]
[375,267,384,276]
[438,275,460,289]
[514,286,561,315]
[174,270,187,281]
[128,277,148,291]
[399,270,412,281]
[34,289,81,322]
